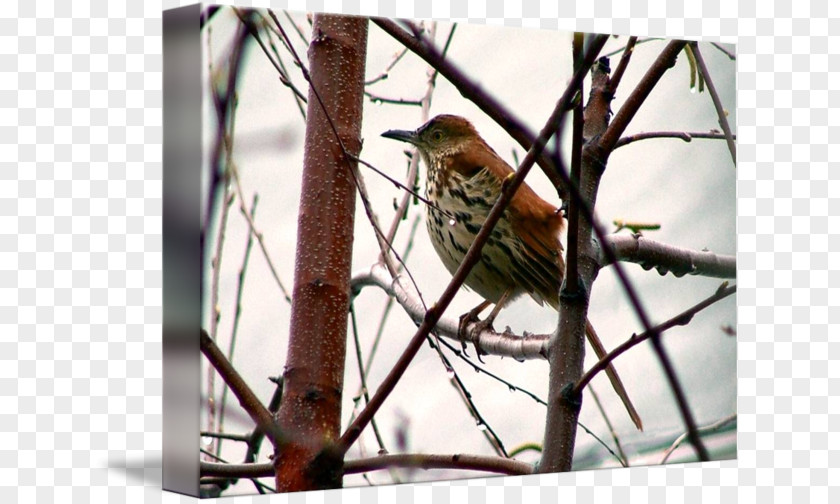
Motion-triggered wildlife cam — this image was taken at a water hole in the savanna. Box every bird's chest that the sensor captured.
[424,170,517,295]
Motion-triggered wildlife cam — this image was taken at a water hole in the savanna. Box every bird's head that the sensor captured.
[381,114,481,161]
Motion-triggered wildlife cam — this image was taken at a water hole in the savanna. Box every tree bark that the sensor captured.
[274,14,368,492]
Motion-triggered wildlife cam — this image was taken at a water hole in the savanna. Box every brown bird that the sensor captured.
[382,114,642,430]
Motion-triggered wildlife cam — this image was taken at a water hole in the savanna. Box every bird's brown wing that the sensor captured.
[448,142,566,306]
[447,139,642,430]
[509,205,565,308]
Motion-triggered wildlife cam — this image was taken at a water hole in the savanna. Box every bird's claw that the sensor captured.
[458,312,491,363]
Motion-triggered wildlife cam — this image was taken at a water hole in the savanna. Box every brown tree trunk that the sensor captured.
[539,43,613,473]
[274,14,368,492]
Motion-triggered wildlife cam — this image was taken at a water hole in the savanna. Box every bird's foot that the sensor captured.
[458,309,493,363]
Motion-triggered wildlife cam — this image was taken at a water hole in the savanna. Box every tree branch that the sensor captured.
[200,452,534,479]
[615,130,736,148]
[598,40,687,153]
[599,234,736,278]
[351,243,735,364]
[574,283,737,394]
[689,42,736,165]
[200,329,280,446]
[372,17,570,200]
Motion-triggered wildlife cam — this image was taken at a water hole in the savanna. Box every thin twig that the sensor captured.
[206,48,243,458]
[348,303,388,452]
[201,431,252,442]
[380,21,455,257]
[351,154,454,222]
[689,42,736,165]
[434,336,626,466]
[575,283,736,394]
[426,333,509,458]
[372,18,571,199]
[217,193,259,457]
[202,20,249,338]
[345,217,422,484]
[282,10,308,45]
[601,37,661,59]
[362,216,421,380]
[229,166,292,303]
[660,414,736,464]
[364,91,423,106]
[271,13,408,281]
[711,42,736,61]
[587,386,629,467]
[233,8,309,105]
[365,47,410,85]
[609,36,638,94]
[257,13,307,118]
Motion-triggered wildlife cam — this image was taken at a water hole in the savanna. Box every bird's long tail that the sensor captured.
[585,320,643,431]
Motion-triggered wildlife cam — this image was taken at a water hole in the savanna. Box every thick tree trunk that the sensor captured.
[274,14,368,492]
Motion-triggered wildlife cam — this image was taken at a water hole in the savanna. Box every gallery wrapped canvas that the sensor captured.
[163,4,736,497]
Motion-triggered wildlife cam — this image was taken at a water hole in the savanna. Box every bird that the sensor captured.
[382,114,642,430]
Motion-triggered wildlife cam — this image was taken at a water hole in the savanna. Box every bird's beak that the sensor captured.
[381,128,418,145]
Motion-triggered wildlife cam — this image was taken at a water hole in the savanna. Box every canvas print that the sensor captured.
[167,4,736,496]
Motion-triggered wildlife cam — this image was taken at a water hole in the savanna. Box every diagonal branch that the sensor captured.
[574,283,737,394]
[200,329,279,446]
[689,42,736,165]
[372,17,570,200]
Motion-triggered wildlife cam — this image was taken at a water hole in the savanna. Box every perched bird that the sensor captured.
[382,114,642,430]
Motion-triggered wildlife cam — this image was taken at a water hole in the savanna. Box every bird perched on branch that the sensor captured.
[382,114,642,430]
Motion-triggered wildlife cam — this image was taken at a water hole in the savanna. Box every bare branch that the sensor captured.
[711,42,736,61]
[363,91,423,106]
[230,166,292,303]
[598,40,687,153]
[689,42,736,165]
[587,386,629,467]
[615,130,735,148]
[234,9,309,106]
[574,283,737,394]
[217,192,259,456]
[600,234,736,278]
[351,232,736,361]
[660,414,737,464]
[380,21,455,255]
[201,452,534,479]
[200,329,280,446]
[365,47,410,85]
[608,36,637,95]
[282,10,308,44]
[372,17,571,199]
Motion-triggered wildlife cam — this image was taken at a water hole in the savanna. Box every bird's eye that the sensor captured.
[431,131,443,142]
